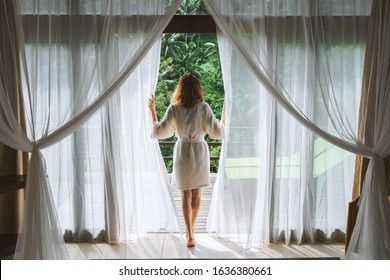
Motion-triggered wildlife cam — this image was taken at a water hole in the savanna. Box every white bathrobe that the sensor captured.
[152,102,224,190]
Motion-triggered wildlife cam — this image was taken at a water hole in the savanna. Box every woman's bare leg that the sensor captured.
[191,189,202,238]
[181,190,194,247]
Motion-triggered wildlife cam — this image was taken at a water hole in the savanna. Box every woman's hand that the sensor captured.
[148,95,157,122]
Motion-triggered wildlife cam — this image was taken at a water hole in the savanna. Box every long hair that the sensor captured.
[171,74,204,108]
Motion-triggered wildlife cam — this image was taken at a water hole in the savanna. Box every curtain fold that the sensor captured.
[13,148,68,259]
[208,33,275,247]
[0,0,181,259]
[346,0,390,259]
[204,0,390,256]
[0,0,28,235]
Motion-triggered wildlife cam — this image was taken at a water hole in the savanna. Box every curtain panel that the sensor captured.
[0,0,181,259]
[345,0,390,259]
[204,0,390,258]
[0,0,28,235]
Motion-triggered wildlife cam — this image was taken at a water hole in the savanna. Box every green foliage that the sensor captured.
[156,33,224,173]
[176,0,209,15]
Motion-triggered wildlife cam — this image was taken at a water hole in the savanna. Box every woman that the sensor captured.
[148,74,225,247]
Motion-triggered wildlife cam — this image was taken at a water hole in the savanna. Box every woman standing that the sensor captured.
[148,74,225,247]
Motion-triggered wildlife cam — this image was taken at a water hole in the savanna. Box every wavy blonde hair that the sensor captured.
[171,74,204,108]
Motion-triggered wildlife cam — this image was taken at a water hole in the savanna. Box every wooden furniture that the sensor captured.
[0,175,26,259]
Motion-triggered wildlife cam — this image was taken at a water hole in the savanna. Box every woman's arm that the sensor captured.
[149,95,175,139]
[205,103,224,140]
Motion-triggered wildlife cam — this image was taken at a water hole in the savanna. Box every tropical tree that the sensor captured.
[176,0,208,15]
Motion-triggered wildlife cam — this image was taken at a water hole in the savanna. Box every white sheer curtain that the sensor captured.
[42,40,181,244]
[208,35,276,246]
[0,0,181,259]
[346,0,390,259]
[204,0,387,253]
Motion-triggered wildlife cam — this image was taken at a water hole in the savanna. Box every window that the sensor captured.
[156,32,224,173]
[155,0,223,173]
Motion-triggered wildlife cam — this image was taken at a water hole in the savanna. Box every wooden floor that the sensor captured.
[66,234,345,259]
[65,174,342,260]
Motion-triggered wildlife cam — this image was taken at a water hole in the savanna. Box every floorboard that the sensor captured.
[65,234,345,260]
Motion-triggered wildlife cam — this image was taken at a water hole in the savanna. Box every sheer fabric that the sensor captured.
[42,41,181,244]
[208,35,275,246]
[204,0,389,255]
[0,0,27,235]
[0,0,181,259]
[346,0,390,259]
[204,0,372,156]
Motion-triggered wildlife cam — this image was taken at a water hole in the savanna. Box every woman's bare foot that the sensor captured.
[186,232,195,247]
[186,237,195,247]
